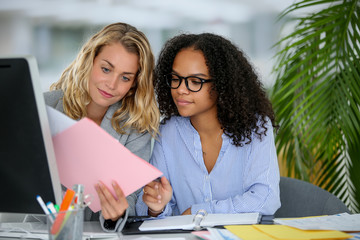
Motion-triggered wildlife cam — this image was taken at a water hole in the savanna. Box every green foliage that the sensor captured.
[271,0,360,212]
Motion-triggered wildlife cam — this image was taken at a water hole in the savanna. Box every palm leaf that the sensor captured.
[271,0,360,213]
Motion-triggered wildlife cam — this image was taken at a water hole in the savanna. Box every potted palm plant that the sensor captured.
[271,0,360,213]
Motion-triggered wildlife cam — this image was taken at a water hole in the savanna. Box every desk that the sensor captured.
[0,221,198,240]
[3,215,358,240]
[122,233,197,240]
[0,233,197,240]
[0,235,196,240]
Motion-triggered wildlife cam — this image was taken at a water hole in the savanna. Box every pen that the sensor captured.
[47,202,57,213]
[36,195,52,222]
[54,204,60,212]
[47,201,57,220]
[51,189,76,235]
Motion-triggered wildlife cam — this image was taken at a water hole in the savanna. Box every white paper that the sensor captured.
[207,228,241,240]
[274,213,360,231]
[201,213,260,227]
[46,106,76,136]
[139,215,195,231]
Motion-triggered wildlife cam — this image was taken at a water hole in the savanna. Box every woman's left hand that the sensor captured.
[95,181,129,221]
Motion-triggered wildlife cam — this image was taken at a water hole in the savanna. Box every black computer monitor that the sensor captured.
[0,56,62,215]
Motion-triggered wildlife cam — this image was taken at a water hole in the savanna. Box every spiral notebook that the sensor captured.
[139,211,261,231]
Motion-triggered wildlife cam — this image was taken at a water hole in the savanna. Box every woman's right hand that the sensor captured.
[95,181,129,222]
[142,176,172,216]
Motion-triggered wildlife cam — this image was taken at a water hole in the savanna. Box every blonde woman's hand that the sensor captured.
[95,181,128,221]
[142,176,172,216]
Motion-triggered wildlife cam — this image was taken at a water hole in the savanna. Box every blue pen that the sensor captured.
[47,202,57,213]
[46,202,57,220]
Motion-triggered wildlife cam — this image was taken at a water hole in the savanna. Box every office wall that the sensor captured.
[0,3,288,92]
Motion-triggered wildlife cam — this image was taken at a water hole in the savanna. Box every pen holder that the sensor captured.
[47,208,84,240]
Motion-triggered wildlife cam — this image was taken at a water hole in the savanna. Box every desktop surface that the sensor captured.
[0,221,198,240]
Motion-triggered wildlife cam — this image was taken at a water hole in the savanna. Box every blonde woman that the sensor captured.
[44,22,159,232]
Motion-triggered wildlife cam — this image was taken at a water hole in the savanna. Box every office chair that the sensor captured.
[274,176,351,218]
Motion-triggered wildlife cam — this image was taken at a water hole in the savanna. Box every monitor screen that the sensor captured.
[0,56,62,215]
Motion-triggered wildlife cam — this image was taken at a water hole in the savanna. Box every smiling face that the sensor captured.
[87,42,139,115]
[171,47,217,120]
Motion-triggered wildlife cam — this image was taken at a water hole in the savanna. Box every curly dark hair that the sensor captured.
[155,33,277,146]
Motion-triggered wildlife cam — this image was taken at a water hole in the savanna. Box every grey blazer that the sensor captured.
[44,90,152,232]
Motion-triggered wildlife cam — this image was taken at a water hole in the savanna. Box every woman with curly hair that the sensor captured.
[136,33,280,217]
[44,22,159,231]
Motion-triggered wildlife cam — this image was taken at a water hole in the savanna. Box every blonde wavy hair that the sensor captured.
[50,22,159,137]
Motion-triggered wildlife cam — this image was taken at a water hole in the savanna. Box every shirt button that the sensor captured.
[205,175,210,180]
[205,198,210,202]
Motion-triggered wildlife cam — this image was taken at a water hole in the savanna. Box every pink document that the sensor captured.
[192,231,211,240]
[52,117,162,212]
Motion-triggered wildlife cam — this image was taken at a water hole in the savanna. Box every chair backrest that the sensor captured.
[274,177,351,218]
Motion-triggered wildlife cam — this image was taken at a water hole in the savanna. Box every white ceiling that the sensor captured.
[0,0,298,29]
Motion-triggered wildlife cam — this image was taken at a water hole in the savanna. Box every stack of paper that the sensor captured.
[273,213,360,232]
[222,213,360,240]
[225,225,353,240]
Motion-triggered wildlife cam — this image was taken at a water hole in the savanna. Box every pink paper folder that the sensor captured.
[52,117,162,212]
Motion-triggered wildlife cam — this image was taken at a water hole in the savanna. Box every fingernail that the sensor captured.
[157,195,161,200]
[155,184,159,189]
[158,200,161,203]
[112,181,116,187]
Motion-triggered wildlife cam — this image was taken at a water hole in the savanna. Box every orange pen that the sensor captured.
[50,189,76,235]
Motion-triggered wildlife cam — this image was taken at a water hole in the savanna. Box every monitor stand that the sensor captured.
[0,213,46,223]
[0,213,26,223]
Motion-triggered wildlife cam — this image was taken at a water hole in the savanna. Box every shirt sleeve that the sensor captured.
[191,123,281,215]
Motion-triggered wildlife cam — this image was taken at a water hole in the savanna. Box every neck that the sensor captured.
[190,111,222,136]
[86,102,108,126]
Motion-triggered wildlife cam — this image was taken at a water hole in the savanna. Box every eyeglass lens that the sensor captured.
[168,74,205,92]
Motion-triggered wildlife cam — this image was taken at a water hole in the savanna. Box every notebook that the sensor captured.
[139,211,261,231]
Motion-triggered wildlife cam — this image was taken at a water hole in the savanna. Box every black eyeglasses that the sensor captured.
[166,73,213,92]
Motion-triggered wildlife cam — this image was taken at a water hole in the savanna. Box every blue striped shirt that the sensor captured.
[136,116,281,216]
